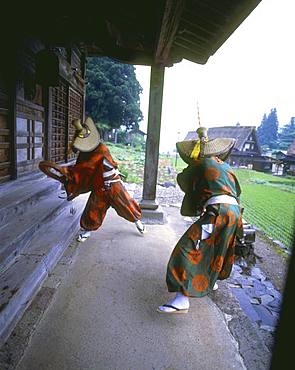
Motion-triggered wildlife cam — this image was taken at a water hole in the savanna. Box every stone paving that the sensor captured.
[228,263,282,352]
[229,264,282,333]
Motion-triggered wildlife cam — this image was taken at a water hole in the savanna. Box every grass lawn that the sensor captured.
[233,169,295,249]
[107,142,179,184]
[106,142,145,183]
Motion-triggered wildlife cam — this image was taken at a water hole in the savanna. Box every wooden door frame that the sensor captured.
[9,81,17,180]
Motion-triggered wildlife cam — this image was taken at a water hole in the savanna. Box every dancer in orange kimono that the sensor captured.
[39,117,145,241]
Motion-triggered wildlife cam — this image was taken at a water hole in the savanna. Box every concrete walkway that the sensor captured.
[16,205,245,370]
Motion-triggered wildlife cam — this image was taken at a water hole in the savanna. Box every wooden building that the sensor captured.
[274,142,295,176]
[184,124,273,172]
[0,41,86,183]
[126,128,146,147]
[0,0,264,347]
[1,0,262,192]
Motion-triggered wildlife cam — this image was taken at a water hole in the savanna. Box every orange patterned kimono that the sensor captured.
[166,156,243,297]
[62,143,142,231]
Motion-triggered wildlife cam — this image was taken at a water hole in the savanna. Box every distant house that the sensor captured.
[184,124,273,172]
[126,128,146,147]
[273,140,295,175]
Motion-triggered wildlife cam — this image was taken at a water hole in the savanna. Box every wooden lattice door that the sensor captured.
[67,87,82,161]
[51,80,68,163]
[0,89,11,183]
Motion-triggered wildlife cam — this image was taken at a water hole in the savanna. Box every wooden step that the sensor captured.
[0,193,68,274]
[0,174,61,226]
[0,194,87,346]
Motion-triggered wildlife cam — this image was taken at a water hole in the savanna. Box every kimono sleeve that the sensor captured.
[177,165,198,193]
[177,165,203,217]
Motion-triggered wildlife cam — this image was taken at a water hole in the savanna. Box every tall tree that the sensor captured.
[257,113,267,145]
[278,117,295,150]
[257,108,279,148]
[85,57,143,140]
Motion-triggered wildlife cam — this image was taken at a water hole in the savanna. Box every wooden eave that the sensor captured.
[3,0,262,67]
[83,0,262,66]
[169,0,262,65]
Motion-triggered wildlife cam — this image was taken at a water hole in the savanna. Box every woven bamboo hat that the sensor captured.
[72,117,100,152]
[176,127,235,165]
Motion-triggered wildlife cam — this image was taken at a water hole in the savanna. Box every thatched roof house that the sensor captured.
[273,140,295,175]
[184,124,273,172]
[185,125,262,154]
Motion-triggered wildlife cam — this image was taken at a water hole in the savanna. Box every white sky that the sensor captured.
[135,0,295,153]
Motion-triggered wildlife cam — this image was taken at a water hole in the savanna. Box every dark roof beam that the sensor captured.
[209,0,262,57]
[85,43,154,66]
[173,42,206,58]
[174,35,208,54]
[155,0,185,66]
[188,1,228,22]
[176,28,211,48]
[105,20,145,52]
[181,13,222,37]
[172,43,207,63]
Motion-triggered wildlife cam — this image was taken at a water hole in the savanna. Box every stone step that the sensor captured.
[0,194,87,346]
[0,193,68,274]
[0,174,61,226]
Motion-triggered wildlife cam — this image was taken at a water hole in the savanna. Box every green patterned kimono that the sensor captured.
[166,156,243,297]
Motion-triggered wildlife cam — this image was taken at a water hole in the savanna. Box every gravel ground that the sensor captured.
[131,182,184,206]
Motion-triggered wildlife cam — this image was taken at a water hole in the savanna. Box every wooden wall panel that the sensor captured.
[16,100,45,174]
[71,48,82,76]
[67,87,82,161]
[50,80,68,163]
[0,91,11,183]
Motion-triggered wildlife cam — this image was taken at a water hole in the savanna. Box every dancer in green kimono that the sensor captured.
[157,127,243,314]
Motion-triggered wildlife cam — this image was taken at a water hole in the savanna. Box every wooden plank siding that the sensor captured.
[50,79,68,163]
[71,47,83,76]
[0,91,11,183]
[16,99,45,174]
[0,44,85,181]
[67,87,82,162]
[50,80,82,164]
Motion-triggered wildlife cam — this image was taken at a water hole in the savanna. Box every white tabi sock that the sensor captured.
[77,229,91,242]
[82,230,91,238]
[159,292,190,313]
[135,220,146,234]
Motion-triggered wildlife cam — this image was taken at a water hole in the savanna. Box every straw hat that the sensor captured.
[72,117,100,152]
[176,127,235,165]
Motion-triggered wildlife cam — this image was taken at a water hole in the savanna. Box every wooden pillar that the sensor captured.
[8,48,17,180]
[81,53,86,121]
[9,82,17,180]
[44,87,52,160]
[140,64,165,210]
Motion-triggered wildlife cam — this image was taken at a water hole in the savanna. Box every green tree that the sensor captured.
[257,113,267,146]
[257,108,279,148]
[278,117,295,150]
[85,57,143,140]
